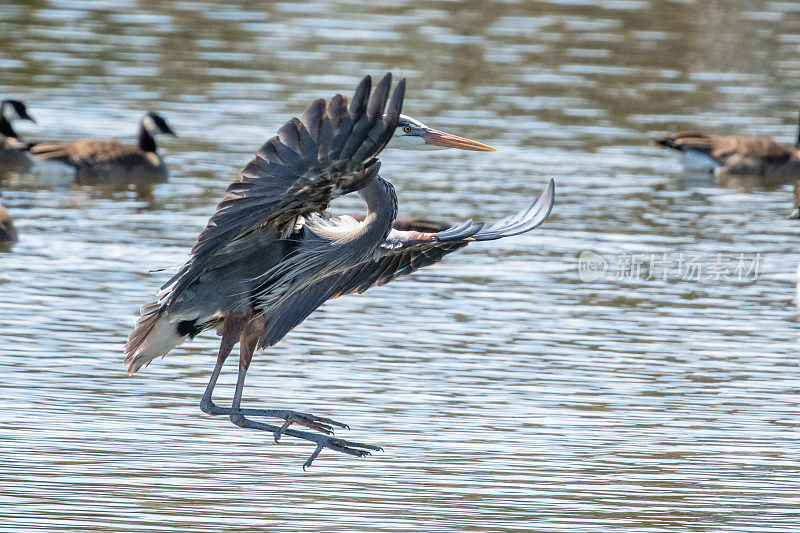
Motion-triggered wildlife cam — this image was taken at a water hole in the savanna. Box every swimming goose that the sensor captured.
[28,111,176,182]
[655,115,800,217]
[654,114,800,176]
[0,99,36,169]
[0,203,17,243]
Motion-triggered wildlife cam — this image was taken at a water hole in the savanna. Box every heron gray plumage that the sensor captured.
[353,214,451,233]
[125,73,555,468]
[27,111,176,182]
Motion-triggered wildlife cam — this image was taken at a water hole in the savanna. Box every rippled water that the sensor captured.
[2,1,800,531]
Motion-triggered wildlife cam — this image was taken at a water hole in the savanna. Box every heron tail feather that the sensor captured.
[124,302,186,374]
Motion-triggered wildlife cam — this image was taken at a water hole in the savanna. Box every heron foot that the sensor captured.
[274,412,349,442]
[228,413,381,469]
[201,399,348,435]
[302,436,383,471]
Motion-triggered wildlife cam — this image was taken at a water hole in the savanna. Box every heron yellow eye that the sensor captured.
[403,126,412,133]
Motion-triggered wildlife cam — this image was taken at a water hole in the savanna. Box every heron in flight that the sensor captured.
[125,74,555,468]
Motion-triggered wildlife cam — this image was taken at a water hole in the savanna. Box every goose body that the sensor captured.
[0,136,32,169]
[28,112,175,182]
[655,131,800,176]
[0,203,17,243]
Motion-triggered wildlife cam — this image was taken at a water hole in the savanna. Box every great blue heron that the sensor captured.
[27,112,176,182]
[125,73,555,468]
[0,99,36,169]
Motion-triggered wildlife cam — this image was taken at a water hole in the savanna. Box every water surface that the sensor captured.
[1,1,799,531]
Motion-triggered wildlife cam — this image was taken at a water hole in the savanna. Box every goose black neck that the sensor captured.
[0,115,17,138]
[138,121,157,153]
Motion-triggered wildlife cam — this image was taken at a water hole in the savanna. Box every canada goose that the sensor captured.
[655,117,800,217]
[654,117,800,177]
[0,203,17,243]
[0,99,36,169]
[28,111,176,182]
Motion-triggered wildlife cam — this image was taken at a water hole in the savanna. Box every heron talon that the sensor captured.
[274,419,293,443]
[301,436,382,469]
[277,411,349,438]
[303,444,324,471]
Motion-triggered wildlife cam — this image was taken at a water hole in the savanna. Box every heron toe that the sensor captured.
[303,436,383,470]
[275,411,350,442]
[226,411,380,468]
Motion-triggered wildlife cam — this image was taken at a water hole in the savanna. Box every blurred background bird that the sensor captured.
[0,99,36,171]
[27,111,176,182]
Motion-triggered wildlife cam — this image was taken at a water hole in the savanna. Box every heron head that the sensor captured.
[143,111,177,136]
[390,114,496,152]
[1,100,36,123]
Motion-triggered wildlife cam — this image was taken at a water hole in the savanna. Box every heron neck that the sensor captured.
[138,121,157,153]
[357,174,397,242]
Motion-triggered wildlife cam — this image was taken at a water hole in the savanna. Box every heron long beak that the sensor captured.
[423,129,497,151]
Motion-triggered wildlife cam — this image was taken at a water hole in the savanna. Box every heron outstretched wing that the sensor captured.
[255,179,555,349]
[162,73,406,308]
[333,178,555,296]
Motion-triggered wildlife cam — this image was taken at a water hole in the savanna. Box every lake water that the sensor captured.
[1,1,799,531]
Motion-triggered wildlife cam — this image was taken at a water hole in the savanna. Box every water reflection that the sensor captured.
[2,0,800,531]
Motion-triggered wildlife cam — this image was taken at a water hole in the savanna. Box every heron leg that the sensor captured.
[199,314,348,434]
[227,316,381,469]
[199,313,244,415]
